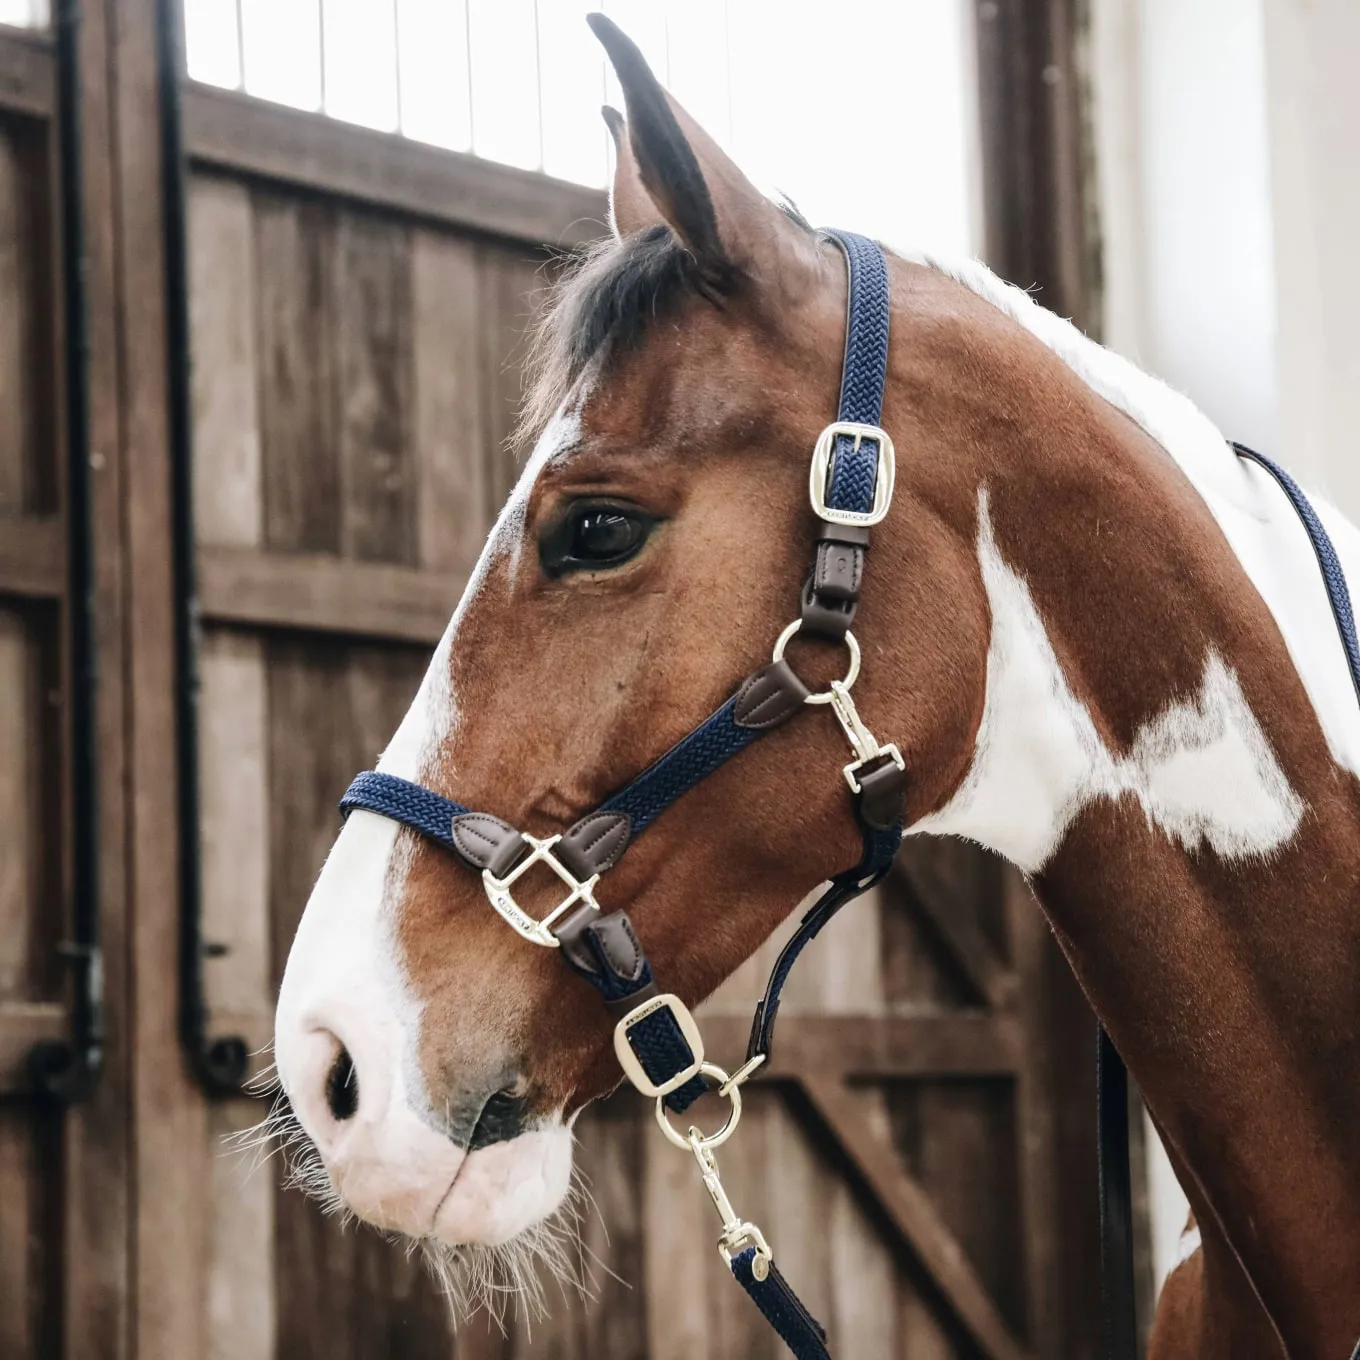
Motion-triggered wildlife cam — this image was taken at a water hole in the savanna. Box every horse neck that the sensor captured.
[893,293,1360,1354]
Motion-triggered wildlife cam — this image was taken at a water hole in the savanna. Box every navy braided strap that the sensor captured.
[623,1005,707,1112]
[731,1248,831,1360]
[340,772,469,852]
[1233,443,1360,707]
[598,696,764,834]
[822,229,890,514]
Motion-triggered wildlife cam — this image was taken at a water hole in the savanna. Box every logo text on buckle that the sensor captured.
[481,833,600,948]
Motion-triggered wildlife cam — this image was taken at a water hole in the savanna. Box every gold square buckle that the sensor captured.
[613,993,706,1098]
[808,421,896,527]
[480,833,601,948]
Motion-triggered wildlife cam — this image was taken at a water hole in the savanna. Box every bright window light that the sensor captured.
[239,0,323,112]
[0,0,48,28]
[184,0,241,89]
[397,0,472,152]
[183,0,978,253]
[323,0,399,132]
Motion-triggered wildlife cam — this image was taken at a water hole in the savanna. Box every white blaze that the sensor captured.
[273,400,586,1246]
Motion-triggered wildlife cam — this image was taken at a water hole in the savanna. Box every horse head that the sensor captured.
[271,14,991,1298]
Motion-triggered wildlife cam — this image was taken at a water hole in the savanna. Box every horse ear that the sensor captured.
[588,13,809,286]
[600,103,660,244]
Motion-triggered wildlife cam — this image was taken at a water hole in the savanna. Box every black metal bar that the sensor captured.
[28,0,103,1105]
[156,0,247,1095]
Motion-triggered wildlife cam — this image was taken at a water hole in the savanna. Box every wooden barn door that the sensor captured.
[0,10,131,1358]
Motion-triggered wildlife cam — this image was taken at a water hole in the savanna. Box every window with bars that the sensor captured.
[183,0,980,255]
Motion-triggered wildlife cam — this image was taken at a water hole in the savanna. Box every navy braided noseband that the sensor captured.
[342,229,899,1359]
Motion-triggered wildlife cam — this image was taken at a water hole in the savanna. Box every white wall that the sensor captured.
[1093,0,1360,1297]
[1263,0,1360,512]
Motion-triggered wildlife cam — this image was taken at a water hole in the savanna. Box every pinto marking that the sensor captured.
[913,491,1305,873]
[902,248,1360,781]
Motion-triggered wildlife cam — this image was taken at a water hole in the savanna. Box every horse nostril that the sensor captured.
[326,1046,359,1121]
[468,1086,529,1150]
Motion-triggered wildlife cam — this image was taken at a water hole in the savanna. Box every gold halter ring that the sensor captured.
[770,620,861,704]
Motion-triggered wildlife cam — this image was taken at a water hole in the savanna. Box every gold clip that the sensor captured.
[689,1131,773,1278]
[828,679,905,793]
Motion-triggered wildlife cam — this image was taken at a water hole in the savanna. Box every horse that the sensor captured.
[270,14,1360,1357]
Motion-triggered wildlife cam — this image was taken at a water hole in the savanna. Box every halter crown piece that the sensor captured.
[342,230,903,1359]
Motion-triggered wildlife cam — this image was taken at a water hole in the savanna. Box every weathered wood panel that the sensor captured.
[479,242,550,508]
[412,230,489,578]
[255,192,339,555]
[183,85,605,251]
[333,213,414,565]
[0,108,61,1360]
[0,119,34,504]
[0,608,35,1001]
[189,172,275,1360]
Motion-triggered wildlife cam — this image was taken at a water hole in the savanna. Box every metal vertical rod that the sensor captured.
[29,0,102,1105]
[155,0,247,1095]
[233,0,245,92]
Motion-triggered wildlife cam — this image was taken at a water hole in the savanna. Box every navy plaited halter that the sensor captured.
[342,229,900,1359]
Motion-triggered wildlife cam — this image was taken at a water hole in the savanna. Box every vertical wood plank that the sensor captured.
[0,609,33,1000]
[811,887,902,1360]
[477,244,546,514]
[333,211,415,565]
[890,1082,1026,1337]
[412,229,489,576]
[255,191,339,554]
[753,1094,819,1360]
[111,0,213,1346]
[571,1096,648,1360]
[190,167,276,1360]
[206,1102,276,1360]
[0,1107,34,1358]
[67,0,134,1349]
[190,175,261,550]
[0,124,30,507]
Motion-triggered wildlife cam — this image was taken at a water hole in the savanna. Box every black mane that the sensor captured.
[521,202,813,442]
[521,226,705,440]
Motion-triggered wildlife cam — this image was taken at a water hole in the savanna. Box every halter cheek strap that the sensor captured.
[339,229,900,1360]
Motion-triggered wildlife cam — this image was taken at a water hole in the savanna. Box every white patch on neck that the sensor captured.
[897,246,1360,780]
[913,490,1305,873]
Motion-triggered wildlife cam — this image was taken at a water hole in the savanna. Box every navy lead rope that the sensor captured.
[340,229,899,1360]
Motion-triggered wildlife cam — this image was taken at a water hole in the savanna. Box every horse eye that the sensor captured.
[573,509,642,559]
[541,503,655,576]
